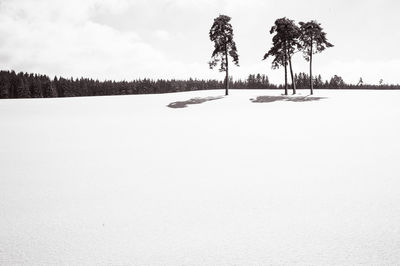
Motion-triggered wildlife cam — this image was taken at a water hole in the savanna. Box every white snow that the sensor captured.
[1,89,400,265]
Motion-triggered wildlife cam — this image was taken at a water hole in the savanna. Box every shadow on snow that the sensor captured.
[250,95,326,103]
[168,96,224,109]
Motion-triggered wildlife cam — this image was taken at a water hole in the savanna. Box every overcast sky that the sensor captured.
[0,0,399,84]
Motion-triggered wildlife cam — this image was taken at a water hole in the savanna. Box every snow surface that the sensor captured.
[1,89,400,265]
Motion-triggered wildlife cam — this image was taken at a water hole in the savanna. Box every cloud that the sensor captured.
[0,0,399,83]
[154,30,171,41]
[0,0,188,80]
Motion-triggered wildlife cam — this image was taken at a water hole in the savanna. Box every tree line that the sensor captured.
[1,70,398,99]
[0,70,277,99]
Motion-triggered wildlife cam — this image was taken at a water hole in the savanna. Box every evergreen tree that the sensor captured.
[299,20,333,95]
[79,78,89,96]
[357,77,363,86]
[329,75,345,89]
[53,76,63,97]
[9,71,18,98]
[315,74,324,88]
[29,75,43,98]
[264,18,300,95]
[0,72,11,98]
[16,75,31,98]
[209,14,239,96]
[42,79,57,98]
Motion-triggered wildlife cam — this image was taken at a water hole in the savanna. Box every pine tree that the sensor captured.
[42,79,58,98]
[0,72,11,98]
[264,18,300,95]
[209,14,239,96]
[329,75,345,89]
[16,75,31,98]
[29,75,43,98]
[357,77,363,86]
[299,20,333,95]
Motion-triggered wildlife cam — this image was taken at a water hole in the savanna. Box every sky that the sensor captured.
[0,0,399,84]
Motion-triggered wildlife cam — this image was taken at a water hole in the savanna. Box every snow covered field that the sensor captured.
[1,89,400,265]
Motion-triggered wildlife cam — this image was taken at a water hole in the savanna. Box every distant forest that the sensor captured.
[0,70,399,99]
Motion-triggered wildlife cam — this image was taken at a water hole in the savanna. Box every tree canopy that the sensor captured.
[264,17,300,95]
[209,15,239,71]
[299,21,333,60]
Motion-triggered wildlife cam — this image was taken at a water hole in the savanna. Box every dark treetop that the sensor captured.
[209,15,239,72]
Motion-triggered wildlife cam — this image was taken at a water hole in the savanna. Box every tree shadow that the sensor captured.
[167,96,224,109]
[250,95,326,103]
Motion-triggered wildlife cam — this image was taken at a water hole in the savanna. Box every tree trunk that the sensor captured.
[284,65,288,96]
[225,44,229,96]
[289,55,296,95]
[310,39,313,95]
[284,42,288,95]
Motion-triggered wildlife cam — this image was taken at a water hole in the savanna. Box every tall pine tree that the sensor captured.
[264,18,300,95]
[299,20,333,95]
[209,15,239,96]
